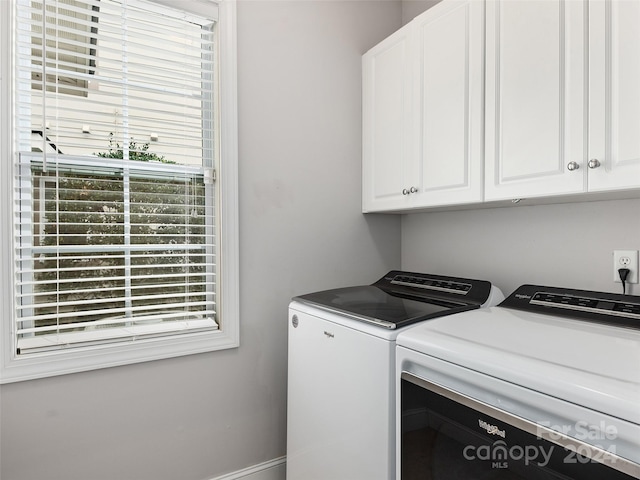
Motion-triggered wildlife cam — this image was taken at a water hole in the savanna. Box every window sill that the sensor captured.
[1,326,238,384]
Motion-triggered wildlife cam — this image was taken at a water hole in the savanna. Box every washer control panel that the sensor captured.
[376,270,493,305]
[390,274,472,295]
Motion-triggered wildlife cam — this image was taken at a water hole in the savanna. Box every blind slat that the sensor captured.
[17,299,215,324]
[17,290,215,317]
[17,270,216,288]
[16,280,213,298]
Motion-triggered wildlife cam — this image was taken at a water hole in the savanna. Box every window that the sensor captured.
[1,0,238,383]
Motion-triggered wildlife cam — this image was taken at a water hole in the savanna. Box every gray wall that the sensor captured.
[402,0,442,24]
[0,2,402,479]
[402,198,640,297]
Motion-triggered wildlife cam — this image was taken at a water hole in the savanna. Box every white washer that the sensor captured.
[286,271,504,480]
[396,284,640,479]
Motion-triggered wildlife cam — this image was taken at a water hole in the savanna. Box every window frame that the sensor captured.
[0,0,239,383]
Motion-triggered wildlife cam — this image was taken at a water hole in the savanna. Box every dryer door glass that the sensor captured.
[401,374,638,480]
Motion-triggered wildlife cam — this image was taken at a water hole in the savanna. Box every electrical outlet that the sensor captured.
[613,250,639,284]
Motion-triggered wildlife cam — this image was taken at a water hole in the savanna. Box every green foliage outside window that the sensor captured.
[30,140,207,331]
[95,133,175,164]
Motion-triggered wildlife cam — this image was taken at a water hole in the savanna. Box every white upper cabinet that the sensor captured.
[362,0,484,212]
[588,0,640,192]
[364,0,640,212]
[485,0,640,201]
[484,0,588,200]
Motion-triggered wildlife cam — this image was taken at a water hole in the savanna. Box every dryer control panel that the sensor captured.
[501,284,640,329]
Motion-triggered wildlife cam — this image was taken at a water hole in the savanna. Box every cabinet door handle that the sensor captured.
[567,162,580,171]
[409,186,418,194]
[588,159,601,169]
[402,188,409,195]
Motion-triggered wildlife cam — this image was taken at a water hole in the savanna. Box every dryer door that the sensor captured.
[400,373,640,480]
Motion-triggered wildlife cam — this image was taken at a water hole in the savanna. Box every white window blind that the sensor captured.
[14,0,220,355]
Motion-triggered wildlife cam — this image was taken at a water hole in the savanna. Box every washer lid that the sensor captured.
[396,305,640,425]
[293,270,497,329]
[294,285,478,329]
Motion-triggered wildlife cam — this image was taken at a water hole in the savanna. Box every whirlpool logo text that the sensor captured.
[478,419,506,438]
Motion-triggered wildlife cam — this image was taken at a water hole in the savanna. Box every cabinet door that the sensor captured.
[413,0,484,206]
[588,0,640,192]
[485,0,588,201]
[362,27,415,212]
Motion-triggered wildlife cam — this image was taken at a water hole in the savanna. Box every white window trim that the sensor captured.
[0,0,239,383]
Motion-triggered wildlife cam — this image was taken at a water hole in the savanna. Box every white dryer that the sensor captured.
[396,284,640,479]
[286,270,504,480]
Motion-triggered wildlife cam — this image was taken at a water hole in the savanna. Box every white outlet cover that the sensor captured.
[613,250,639,283]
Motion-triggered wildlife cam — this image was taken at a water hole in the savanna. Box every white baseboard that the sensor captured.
[210,456,286,480]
